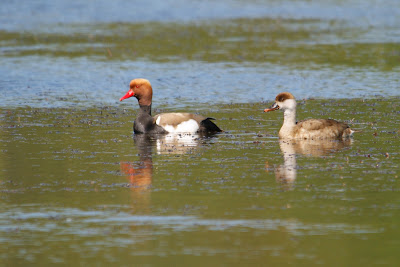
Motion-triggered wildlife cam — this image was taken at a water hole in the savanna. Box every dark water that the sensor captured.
[1,0,400,265]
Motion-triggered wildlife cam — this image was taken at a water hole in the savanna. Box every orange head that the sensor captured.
[120,78,153,106]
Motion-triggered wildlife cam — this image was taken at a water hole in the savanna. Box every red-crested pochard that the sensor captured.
[120,78,222,134]
[264,92,355,139]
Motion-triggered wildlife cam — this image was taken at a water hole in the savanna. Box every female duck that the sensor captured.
[120,79,222,134]
[264,92,355,139]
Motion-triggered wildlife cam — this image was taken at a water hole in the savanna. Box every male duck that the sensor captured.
[120,79,222,134]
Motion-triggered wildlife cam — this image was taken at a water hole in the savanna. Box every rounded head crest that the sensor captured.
[275,92,295,102]
[120,78,153,106]
[129,78,152,89]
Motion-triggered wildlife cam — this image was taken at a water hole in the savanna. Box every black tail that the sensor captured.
[200,118,223,133]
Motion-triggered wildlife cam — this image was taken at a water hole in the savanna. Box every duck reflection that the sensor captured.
[120,134,155,191]
[274,138,352,190]
[120,133,213,191]
[156,133,202,154]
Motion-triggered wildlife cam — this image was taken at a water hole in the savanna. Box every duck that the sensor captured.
[120,78,222,134]
[264,92,355,139]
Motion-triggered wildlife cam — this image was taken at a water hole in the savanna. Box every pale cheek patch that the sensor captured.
[160,119,199,133]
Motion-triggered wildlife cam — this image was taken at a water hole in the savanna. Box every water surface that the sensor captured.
[1,98,400,265]
[1,1,400,108]
[1,0,400,265]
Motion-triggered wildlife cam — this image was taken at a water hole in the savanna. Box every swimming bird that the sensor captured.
[264,92,355,139]
[120,78,222,134]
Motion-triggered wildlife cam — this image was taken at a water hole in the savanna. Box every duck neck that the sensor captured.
[134,104,155,134]
[139,104,152,116]
[283,108,296,127]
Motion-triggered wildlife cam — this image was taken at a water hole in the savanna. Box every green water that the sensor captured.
[1,15,400,109]
[1,98,399,265]
[1,0,400,265]
[2,18,398,68]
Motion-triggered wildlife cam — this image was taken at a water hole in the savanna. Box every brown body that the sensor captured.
[264,92,354,140]
[284,118,353,139]
[154,113,208,128]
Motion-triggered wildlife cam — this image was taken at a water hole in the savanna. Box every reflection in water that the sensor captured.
[274,139,352,190]
[119,133,214,214]
[156,133,202,155]
[119,135,157,216]
[120,133,211,190]
[120,135,155,192]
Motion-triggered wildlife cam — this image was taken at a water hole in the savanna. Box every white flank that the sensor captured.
[156,116,161,125]
[162,119,199,133]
